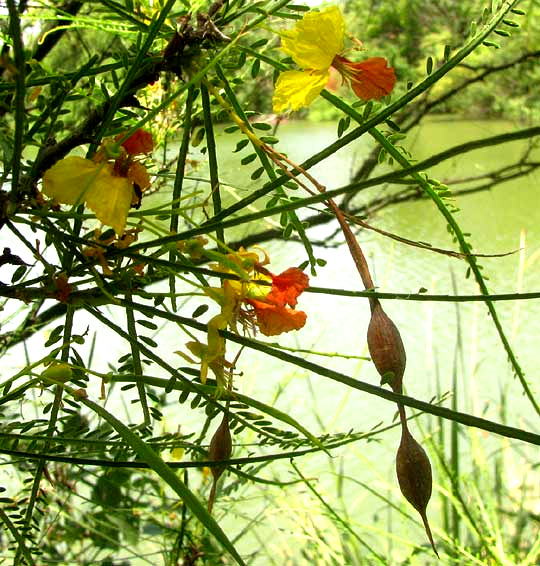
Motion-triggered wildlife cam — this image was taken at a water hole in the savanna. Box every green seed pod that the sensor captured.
[396,426,439,557]
[367,301,406,393]
[207,412,232,513]
[41,362,72,386]
[190,126,205,147]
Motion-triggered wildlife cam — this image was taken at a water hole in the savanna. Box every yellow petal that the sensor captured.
[42,156,101,206]
[84,171,132,236]
[171,447,185,460]
[281,6,344,71]
[272,70,328,112]
[42,156,133,236]
[186,340,211,384]
[186,314,228,385]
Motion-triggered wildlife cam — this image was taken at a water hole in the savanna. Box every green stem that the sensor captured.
[200,83,224,245]
[373,124,539,416]
[0,412,402,471]
[6,0,26,200]
[113,297,540,446]
[292,462,387,564]
[0,508,36,566]
[63,385,246,565]
[92,0,177,150]
[125,291,151,427]
[15,307,75,562]
[170,86,195,229]
[210,68,318,270]
[169,85,196,310]
[121,121,539,254]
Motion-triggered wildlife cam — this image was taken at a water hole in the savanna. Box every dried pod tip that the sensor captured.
[367,301,406,393]
[396,426,439,558]
[207,412,232,514]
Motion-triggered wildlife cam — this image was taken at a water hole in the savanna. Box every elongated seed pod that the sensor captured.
[207,412,232,513]
[367,301,406,393]
[396,425,439,558]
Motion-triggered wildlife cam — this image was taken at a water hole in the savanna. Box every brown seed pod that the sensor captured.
[207,412,232,513]
[367,301,406,393]
[396,425,439,558]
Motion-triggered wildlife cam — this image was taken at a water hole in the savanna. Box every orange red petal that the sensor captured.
[246,299,307,337]
[332,55,396,101]
[118,129,154,155]
[127,161,151,190]
[267,267,309,308]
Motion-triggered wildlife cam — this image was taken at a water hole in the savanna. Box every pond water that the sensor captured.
[2,116,539,562]
[202,117,540,419]
[188,116,540,562]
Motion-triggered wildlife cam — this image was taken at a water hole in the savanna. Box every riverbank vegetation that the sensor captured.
[1,1,539,564]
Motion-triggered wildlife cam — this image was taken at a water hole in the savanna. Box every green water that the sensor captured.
[204,118,540,415]
[193,117,540,562]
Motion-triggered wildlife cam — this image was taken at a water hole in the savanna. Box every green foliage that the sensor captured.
[0,0,539,564]
[342,0,540,121]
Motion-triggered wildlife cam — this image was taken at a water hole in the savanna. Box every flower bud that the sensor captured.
[207,412,232,513]
[396,426,438,557]
[367,301,406,393]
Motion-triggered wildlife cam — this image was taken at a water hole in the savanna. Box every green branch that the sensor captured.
[6,0,26,199]
[113,298,540,446]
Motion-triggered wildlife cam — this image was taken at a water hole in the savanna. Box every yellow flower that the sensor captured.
[42,130,153,236]
[186,313,228,386]
[182,248,309,388]
[272,6,396,112]
[207,249,309,338]
[280,5,345,71]
[42,157,133,236]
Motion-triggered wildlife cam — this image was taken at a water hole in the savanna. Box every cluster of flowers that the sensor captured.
[38,11,438,551]
[186,247,309,386]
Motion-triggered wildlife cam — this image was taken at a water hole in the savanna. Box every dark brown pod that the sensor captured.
[207,412,232,513]
[367,301,406,393]
[396,425,439,558]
